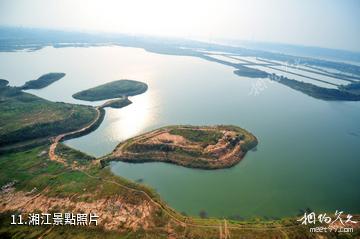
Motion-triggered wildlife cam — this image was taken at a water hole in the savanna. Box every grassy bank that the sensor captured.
[0,85,97,148]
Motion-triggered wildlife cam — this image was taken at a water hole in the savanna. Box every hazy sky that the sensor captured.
[0,0,359,51]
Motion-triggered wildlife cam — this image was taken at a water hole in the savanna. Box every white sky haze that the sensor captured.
[0,0,359,51]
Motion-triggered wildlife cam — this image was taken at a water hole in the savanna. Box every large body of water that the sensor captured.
[1,46,359,219]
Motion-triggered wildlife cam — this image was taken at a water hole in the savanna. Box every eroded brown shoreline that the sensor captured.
[104,125,258,169]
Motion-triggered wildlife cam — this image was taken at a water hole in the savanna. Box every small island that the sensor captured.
[72,79,148,101]
[104,125,258,169]
[234,66,269,78]
[21,72,65,90]
[100,97,132,109]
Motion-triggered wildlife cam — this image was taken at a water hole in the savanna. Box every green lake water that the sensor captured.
[0,46,359,219]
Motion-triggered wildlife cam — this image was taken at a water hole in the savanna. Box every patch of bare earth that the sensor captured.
[0,187,157,231]
[111,126,255,169]
[145,132,201,151]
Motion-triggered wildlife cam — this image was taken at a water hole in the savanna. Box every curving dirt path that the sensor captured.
[48,106,102,165]
[47,107,305,235]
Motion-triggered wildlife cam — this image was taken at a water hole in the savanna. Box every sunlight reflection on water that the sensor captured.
[108,92,153,141]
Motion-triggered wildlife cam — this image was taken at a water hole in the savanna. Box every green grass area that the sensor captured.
[21,72,65,90]
[72,79,148,101]
[0,85,97,146]
[0,145,64,193]
[0,145,103,199]
[169,128,223,145]
[55,143,95,166]
[0,143,162,204]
